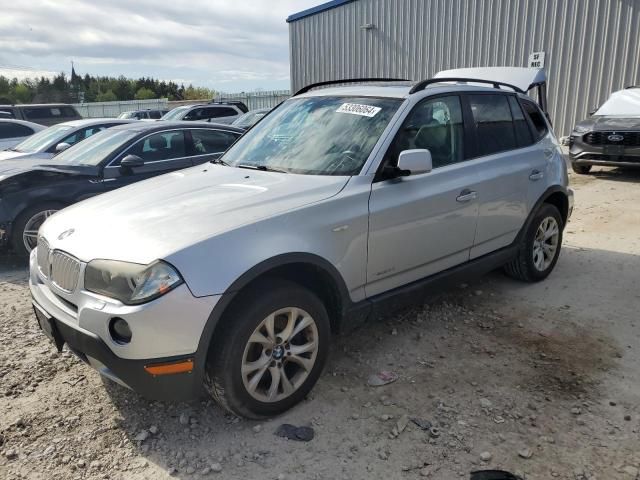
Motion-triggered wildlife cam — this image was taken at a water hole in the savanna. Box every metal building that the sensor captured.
[287,0,640,135]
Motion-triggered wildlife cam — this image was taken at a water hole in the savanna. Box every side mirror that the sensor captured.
[397,149,433,175]
[55,142,71,153]
[588,109,597,116]
[120,154,144,170]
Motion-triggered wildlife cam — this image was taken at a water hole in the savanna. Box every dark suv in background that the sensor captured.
[161,101,248,124]
[569,86,640,174]
[0,104,83,126]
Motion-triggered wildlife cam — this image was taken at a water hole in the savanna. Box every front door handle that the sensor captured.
[456,189,478,203]
[529,170,544,181]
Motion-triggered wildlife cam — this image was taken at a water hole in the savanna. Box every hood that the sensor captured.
[575,116,640,131]
[0,157,97,182]
[40,165,349,263]
[0,150,53,162]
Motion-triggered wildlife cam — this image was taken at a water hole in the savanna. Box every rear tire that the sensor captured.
[504,203,563,282]
[11,203,63,258]
[571,163,592,174]
[204,279,330,419]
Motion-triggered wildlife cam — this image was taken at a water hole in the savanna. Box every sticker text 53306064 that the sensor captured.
[336,103,382,118]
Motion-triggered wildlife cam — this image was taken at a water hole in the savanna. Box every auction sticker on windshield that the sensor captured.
[336,103,381,117]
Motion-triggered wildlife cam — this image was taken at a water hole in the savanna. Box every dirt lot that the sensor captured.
[1,167,639,480]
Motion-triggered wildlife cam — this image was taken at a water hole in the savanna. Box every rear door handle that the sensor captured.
[529,170,544,181]
[456,189,478,203]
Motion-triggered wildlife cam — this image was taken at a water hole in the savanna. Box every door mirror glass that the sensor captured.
[55,142,71,153]
[397,149,432,175]
[120,154,144,169]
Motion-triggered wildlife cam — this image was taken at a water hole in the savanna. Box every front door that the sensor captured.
[102,130,193,189]
[366,95,480,297]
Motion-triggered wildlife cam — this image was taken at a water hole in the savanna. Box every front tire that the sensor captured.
[571,163,592,174]
[11,203,63,258]
[205,279,330,419]
[504,203,563,282]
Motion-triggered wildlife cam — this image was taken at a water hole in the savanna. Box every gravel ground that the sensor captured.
[1,167,639,480]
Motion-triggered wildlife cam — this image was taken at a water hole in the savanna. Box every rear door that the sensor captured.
[366,95,480,297]
[520,99,556,210]
[465,93,534,258]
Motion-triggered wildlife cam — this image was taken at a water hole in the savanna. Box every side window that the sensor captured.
[385,95,464,169]
[468,94,517,156]
[148,111,162,119]
[521,100,549,141]
[183,108,202,121]
[0,123,34,138]
[191,129,238,154]
[129,131,187,163]
[508,97,534,147]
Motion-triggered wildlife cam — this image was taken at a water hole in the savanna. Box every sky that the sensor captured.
[0,0,321,92]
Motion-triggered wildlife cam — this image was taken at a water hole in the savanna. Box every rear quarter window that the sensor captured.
[0,123,34,138]
[521,100,549,141]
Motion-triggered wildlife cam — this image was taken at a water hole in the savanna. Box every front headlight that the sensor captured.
[573,125,590,134]
[84,260,183,305]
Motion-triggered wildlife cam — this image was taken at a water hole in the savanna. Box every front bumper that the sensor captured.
[29,249,220,401]
[569,135,640,167]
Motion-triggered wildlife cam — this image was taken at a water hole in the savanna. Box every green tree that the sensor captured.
[96,90,117,102]
[134,87,156,100]
[13,83,32,103]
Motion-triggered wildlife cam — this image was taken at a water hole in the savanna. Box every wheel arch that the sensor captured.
[194,253,351,371]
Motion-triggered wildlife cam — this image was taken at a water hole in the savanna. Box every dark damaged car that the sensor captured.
[0,121,242,256]
[569,86,640,174]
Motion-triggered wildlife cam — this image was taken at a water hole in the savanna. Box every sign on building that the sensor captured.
[528,51,546,68]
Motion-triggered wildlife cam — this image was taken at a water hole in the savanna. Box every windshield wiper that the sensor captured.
[237,164,288,173]
[210,157,230,166]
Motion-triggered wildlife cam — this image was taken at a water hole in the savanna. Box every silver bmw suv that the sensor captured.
[30,69,573,418]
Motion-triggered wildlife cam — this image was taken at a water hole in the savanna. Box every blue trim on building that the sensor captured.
[287,0,356,23]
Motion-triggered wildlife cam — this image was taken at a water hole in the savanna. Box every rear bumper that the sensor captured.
[32,300,203,401]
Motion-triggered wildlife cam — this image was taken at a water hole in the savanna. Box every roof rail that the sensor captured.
[294,78,409,96]
[409,77,525,95]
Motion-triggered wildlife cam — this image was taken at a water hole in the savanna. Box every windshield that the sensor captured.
[54,128,139,166]
[11,124,73,152]
[161,106,189,120]
[222,96,401,175]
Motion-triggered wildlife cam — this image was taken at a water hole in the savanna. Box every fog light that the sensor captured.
[109,317,132,344]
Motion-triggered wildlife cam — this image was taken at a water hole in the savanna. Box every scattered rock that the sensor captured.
[4,448,17,460]
[252,424,262,433]
[518,448,533,459]
[179,412,190,425]
[479,398,493,409]
[624,414,632,421]
[480,451,492,462]
[149,425,159,435]
[211,463,223,473]
[410,417,432,430]
[134,430,150,442]
[274,424,314,442]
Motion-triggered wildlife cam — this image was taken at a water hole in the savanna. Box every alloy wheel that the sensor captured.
[532,216,559,271]
[241,307,319,403]
[23,210,58,253]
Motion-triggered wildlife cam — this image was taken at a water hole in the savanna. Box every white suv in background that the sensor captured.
[31,68,573,418]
